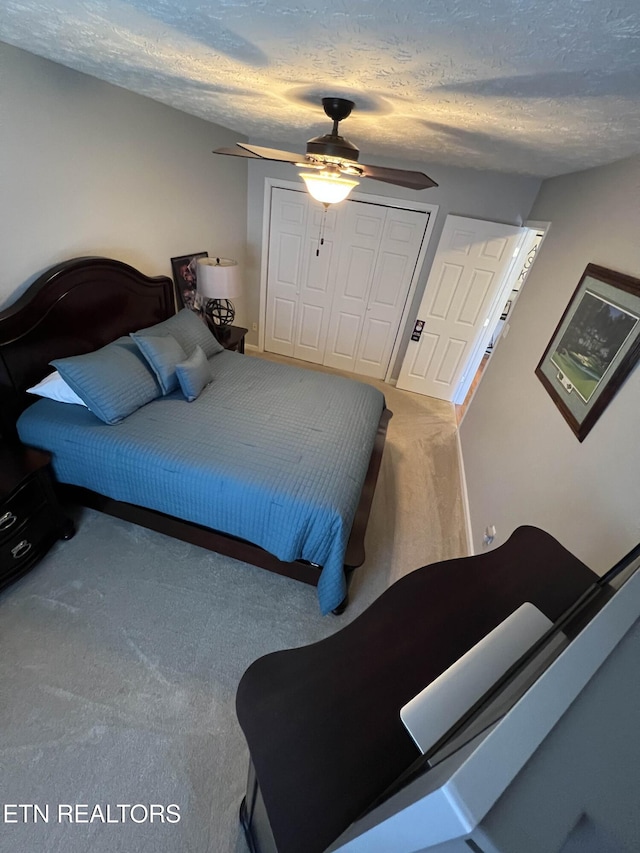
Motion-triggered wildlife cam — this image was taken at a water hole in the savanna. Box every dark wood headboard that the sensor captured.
[0,257,176,439]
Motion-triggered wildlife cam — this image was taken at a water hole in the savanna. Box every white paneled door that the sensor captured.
[323,203,429,378]
[265,188,340,361]
[396,215,525,401]
[265,187,431,380]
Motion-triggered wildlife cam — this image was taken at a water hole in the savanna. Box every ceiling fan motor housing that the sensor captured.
[306,133,360,162]
[214,94,437,190]
[306,96,360,162]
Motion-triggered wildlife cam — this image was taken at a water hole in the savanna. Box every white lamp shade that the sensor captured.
[197,258,241,299]
[299,171,359,205]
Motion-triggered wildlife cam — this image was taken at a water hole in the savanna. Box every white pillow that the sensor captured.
[26,370,88,406]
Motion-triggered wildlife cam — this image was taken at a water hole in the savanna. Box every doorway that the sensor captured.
[396,214,546,405]
[455,225,547,423]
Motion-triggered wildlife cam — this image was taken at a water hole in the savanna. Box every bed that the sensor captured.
[0,257,391,613]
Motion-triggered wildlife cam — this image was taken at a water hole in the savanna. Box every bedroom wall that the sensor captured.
[460,153,640,572]
[0,41,248,316]
[244,155,541,358]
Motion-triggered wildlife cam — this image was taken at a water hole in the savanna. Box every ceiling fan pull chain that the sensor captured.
[316,204,328,257]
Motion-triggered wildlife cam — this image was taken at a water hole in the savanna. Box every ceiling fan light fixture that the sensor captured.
[299,170,359,204]
[214,97,437,193]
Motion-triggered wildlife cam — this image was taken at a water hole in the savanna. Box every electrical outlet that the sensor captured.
[252,322,258,332]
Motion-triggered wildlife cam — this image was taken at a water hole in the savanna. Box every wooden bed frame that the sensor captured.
[0,257,391,610]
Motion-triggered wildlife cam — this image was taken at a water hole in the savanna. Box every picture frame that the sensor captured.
[170,252,208,312]
[535,263,640,441]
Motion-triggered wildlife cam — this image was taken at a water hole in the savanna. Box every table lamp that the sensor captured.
[196,257,241,336]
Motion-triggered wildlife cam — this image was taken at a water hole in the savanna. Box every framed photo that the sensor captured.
[535,263,640,441]
[170,252,208,311]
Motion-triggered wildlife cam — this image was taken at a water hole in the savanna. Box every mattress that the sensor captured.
[17,351,385,613]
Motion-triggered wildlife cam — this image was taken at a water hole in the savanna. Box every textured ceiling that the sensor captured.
[2,0,640,177]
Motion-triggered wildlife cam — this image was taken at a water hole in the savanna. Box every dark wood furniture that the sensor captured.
[209,323,248,353]
[0,257,390,610]
[235,526,600,853]
[0,443,74,589]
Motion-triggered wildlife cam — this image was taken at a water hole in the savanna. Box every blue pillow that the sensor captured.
[130,329,187,395]
[146,309,224,359]
[175,346,212,402]
[51,337,161,424]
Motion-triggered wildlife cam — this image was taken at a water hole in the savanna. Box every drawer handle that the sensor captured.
[0,511,18,531]
[11,540,32,560]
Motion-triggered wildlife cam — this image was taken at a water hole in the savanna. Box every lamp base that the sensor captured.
[211,323,232,344]
[204,298,235,327]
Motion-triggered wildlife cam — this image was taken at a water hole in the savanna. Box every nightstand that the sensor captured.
[210,324,248,353]
[0,444,75,590]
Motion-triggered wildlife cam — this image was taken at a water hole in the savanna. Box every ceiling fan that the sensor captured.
[214,97,438,205]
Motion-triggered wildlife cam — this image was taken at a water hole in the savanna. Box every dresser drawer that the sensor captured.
[0,477,47,544]
[0,505,58,583]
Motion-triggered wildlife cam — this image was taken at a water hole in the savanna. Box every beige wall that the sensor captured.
[0,42,248,318]
[244,155,541,360]
[460,154,640,571]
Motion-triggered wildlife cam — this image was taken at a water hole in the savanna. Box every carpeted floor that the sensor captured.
[0,354,467,853]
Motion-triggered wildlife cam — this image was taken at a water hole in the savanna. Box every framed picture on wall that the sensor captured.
[535,263,640,441]
[171,252,208,312]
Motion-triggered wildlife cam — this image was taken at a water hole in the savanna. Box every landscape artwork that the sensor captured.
[536,264,640,441]
[550,291,638,403]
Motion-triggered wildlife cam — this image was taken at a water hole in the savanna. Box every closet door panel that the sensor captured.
[265,189,308,356]
[359,317,394,365]
[354,207,429,378]
[323,203,386,372]
[271,297,297,345]
[297,303,324,351]
[293,203,340,364]
[333,312,362,359]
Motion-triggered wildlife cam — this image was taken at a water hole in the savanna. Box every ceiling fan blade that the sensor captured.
[359,163,438,190]
[214,146,262,159]
[237,143,306,164]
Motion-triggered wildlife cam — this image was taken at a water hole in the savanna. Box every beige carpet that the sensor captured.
[0,352,469,853]
[248,349,469,605]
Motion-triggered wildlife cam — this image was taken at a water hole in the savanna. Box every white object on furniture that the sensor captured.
[327,567,640,853]
[26,370,87,406]
[400,601,553,754]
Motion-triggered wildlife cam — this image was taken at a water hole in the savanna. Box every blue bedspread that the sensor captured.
[18,352,385,613]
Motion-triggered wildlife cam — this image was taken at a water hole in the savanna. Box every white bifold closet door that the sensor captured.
[265,187,429,380]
